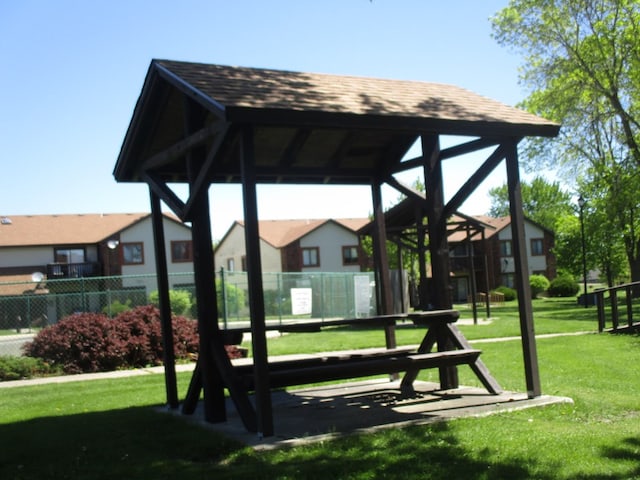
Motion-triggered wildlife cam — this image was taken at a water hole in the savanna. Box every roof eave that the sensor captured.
[226,106,560,138]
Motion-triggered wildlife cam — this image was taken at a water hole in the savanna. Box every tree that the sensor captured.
[492,0,640,282]
[579,176,630,285]
[488,176,573,231]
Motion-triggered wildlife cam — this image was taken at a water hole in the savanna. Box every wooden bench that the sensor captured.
[234,347,482,392]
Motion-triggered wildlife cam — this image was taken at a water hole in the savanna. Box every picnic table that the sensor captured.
[184,309,501,412]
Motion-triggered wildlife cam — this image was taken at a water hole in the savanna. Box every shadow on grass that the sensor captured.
[0,406,245,480]
[594,437,640,479]
[0,405,557,480]
[220,422,553,479]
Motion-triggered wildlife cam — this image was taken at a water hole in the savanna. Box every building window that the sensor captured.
[500,240,512,256]
[302,247,320,267]
[121,242,144,265]
[171,240,193,262]
[342,246,359,265]
[227,258,235,271]
[450,243,468,257]
[501,273,515,288]
[531,238,544,256]
[241,256,247,271]
[54,248,85,263]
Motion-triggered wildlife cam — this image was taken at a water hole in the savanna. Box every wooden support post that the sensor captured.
[149,189,179,409]
[240,125,274,438]
[505,141,541,398]
[596,290,606,332]
[415,206,429,310]
[625,285,633,329]
[482,231,492,319]
[466,223,478,325]
[371,179,396,350]
[611,290,619,330]
[189,189,227,422]
[422,134,457,389]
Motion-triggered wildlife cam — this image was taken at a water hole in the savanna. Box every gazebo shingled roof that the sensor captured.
[113,59,560,438]
[114,60,557,186]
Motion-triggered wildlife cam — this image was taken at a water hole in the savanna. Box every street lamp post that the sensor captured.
[578,195,588,308]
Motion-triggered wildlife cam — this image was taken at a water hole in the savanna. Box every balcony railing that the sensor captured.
[46,262,100,279]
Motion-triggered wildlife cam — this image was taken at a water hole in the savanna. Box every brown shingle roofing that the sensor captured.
[237,218,370,248]
[473,215,512,239]
[0,213,153,247]
[157,60,557,129]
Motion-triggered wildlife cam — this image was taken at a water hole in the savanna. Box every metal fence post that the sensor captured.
[219,267,227,329]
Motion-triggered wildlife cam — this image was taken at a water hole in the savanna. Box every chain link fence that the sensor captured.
[0,270,377,356]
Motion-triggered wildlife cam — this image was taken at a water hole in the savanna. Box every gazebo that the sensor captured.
[357,190,498,319]
[113,59,560,438]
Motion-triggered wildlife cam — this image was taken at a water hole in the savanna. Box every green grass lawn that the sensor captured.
[2,301,640,479]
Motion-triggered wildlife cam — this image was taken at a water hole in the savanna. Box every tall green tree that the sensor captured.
[488,176,573,231]
[492,0,640,282]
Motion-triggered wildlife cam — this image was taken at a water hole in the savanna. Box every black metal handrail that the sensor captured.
[46,262,100,279]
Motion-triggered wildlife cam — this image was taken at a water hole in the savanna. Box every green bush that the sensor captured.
[548,275,580,297]
[216,279,245,316]
[102,299,132,317]
[530,274,550,298]
[149,289,193,317]
[493,286,517,301]
[0,355,61,381]
[263,289,291,317]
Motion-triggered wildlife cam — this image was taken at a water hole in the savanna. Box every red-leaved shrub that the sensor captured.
[23,306,201,374]
[23,312,127,374]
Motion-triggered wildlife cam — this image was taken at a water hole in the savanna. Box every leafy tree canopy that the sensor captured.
[492,0,640,283]
[488,176,573,231]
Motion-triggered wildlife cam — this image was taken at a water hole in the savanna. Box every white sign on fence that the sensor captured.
[290,287,312,315]
[354,275,372,317]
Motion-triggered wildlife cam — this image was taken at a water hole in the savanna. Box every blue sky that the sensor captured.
[0,0,532,240]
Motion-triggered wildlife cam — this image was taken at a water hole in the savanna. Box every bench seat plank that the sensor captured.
[238,349,481,390]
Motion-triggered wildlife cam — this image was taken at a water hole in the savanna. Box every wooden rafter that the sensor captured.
[140,123,220,171]
[282,129,312,167]
[182,121,231,220]
[442,143,509,219]
[142,171,186,219]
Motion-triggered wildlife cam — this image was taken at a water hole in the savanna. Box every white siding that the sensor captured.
[498,221,547,276]
[214,223,282,273]
[300,222,361,273]
[120,217,194,291]
[0,246,53,268]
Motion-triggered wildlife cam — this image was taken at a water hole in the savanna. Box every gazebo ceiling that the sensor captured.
[114,60,559,186]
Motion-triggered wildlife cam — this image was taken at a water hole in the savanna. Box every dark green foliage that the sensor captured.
[0,355,61,381]
[263,289,291,316]
[23,306,199,374]
[548,275,580,297]
[493,286,517,301]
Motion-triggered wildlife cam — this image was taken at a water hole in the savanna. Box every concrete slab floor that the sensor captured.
[164,379,573,451]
